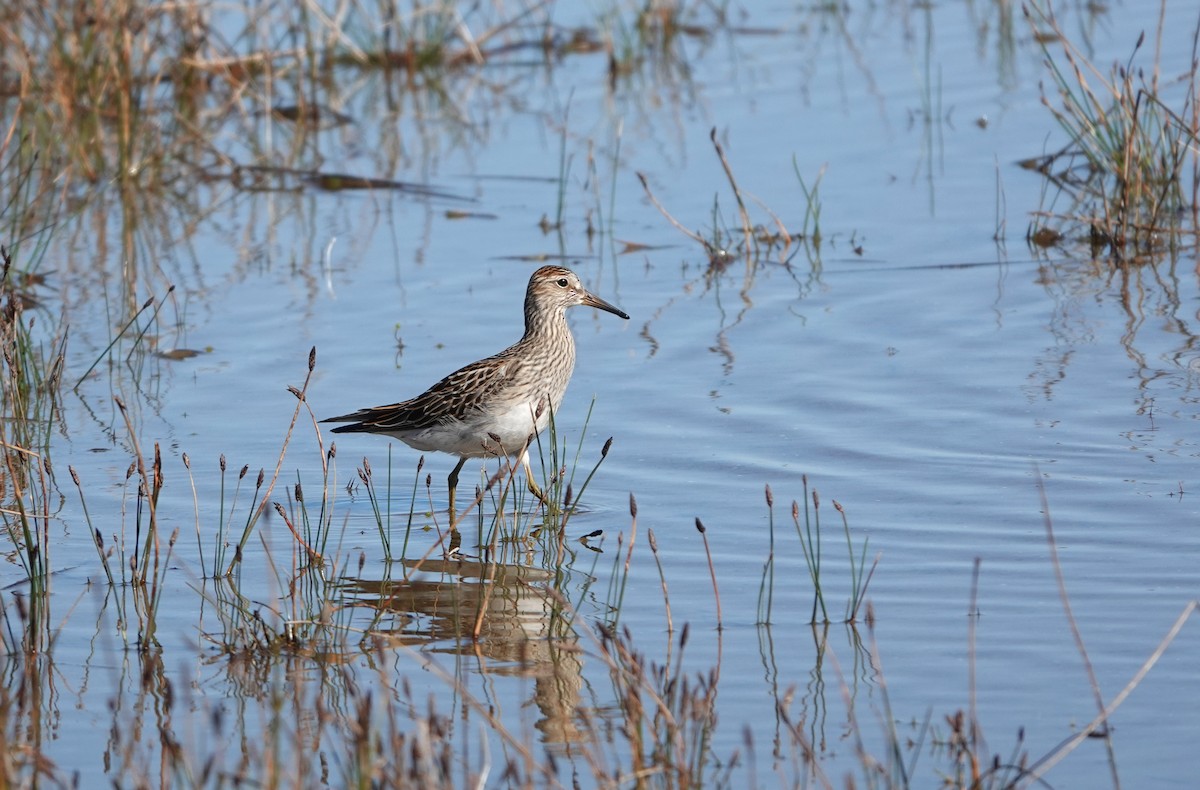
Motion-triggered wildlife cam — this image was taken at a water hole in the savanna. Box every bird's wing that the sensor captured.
[326,354,525,434]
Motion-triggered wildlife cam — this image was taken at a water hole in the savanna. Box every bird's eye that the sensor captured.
[556,278,569,287]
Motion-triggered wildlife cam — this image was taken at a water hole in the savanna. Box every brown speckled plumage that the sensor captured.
[323,265,628,513]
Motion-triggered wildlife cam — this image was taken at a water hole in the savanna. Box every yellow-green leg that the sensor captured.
[447,456,467,516]
[520,450,549,505]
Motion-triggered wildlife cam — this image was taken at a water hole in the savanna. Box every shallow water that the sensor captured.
[7,1,1200,787]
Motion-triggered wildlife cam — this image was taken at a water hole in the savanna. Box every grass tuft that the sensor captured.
[638,128,818,269]
[1024,2,1200,257]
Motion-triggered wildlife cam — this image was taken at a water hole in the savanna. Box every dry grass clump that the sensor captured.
[1,1,223,207]
[1023,3,1200,258]
[0,0,733,208]
[0,244,62,600]
[638,128,818,270]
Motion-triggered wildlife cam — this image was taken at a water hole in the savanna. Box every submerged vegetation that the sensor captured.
[0,0,1197,787]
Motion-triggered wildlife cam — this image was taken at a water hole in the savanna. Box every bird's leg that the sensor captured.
[520,449,549,507]
[447,456,467,517]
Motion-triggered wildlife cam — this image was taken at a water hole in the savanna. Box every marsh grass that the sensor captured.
[5,428,1199,789]
[1,0,728,212]
[4,2,1199,787]
[760,476,877,626]
[602,494,639,630]
[533,400,617,534]
[66,410,179,650]
[0,245,63,596]
[73,287,175,389]
[1024,2,1200,257]
[592,622,721,787]
[169,347,622,659]
[638,127,815,269]
[354,452,397,557]
[0,132,66,574]
[0,158,67,663]
[602,1,699,85]
[0,0,731,422]
[757,484,777,624]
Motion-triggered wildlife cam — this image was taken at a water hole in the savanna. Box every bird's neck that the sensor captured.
[523,302,567,340]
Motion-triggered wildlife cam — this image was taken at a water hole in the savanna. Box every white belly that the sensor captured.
[400,400,551,458]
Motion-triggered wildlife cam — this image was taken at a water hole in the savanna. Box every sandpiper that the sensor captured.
[324,265,628,515]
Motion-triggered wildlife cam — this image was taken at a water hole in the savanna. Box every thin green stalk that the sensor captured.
[559,435,613,533]
[384,443,393,557]
[793,157,824,246]
[607,118,623,244]
[792,476,829,624]
[228,468,266,573]
[837,500,876,623]
[757,484,775,625]
[563,399,597,500]
[70,465,117,588]
[555,98,572,233]
[226,347,317,575]
[73,295,156,388]
[114,397,160,587]
[214,456,246,579]
[400,455,425,563]
[359,457,390,557]
[647,528,673,634]
[181,453,204,576]
[537,403,562,519]
[315,445,339,560]
[695,517,722,630]
[607,494,638,629]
